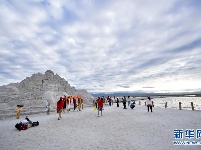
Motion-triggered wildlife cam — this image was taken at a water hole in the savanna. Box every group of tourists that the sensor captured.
[122,96,136,109]
[56,95,153,119]
[16,95,153,124]
[94,96,153,117]
[121,96,153,112]
[56,95,83,120]
[14,96,153,132]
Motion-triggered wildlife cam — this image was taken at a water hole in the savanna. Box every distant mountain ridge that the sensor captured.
[91,91,201,98]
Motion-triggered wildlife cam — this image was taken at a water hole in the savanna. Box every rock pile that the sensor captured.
[0,70,94,119]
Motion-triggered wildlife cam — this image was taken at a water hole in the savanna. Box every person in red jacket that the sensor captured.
[97,97,104,117]
[57,97,64,120]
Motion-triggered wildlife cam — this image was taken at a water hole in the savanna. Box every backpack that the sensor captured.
[15,122,28,131]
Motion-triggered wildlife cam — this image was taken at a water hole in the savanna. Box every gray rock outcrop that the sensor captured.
[0,70,94,119]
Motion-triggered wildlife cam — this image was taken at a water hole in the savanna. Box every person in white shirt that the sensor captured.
[146,97,153,112]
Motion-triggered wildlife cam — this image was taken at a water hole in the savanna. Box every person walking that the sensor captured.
[97,97,104,117]
[57,97,64,120]
[146,97,153,112]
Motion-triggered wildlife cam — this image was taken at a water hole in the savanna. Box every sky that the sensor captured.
[0,0,201,93]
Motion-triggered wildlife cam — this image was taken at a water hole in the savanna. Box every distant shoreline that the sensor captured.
[90,92,201,97]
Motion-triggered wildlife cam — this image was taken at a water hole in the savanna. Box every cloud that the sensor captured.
[0,0,201,93]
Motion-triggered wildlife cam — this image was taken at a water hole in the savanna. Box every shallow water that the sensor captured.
[138,97,201,110]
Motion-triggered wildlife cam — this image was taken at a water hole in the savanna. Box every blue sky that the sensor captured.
[1,0,201,93]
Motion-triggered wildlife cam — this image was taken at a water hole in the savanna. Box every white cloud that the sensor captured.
[0,0,201,93]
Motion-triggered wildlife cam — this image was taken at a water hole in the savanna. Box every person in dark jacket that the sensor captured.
[130,101,135,109]
[122,96,127,109]
[116,97,119,107]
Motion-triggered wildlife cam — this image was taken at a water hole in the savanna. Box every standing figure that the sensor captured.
[73,97,77,111]
[108,96,112,106]
[62,96,67,113]
[69,96,73,112]
[146,97,153,112]
[16,105,23,119]
[122,96,127,109]
[116,97,119,107]
[81,98,84,109]
[57,97,64,120]
[78,97,81,111]
[102,96,105,105]
[66,96,70,112]
[97,97,104,117]
[46,100,51,115]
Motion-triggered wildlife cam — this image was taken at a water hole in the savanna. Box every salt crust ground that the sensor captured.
[0,103,201,150]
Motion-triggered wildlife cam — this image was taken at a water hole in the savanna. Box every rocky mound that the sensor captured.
[0,70,94,119]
